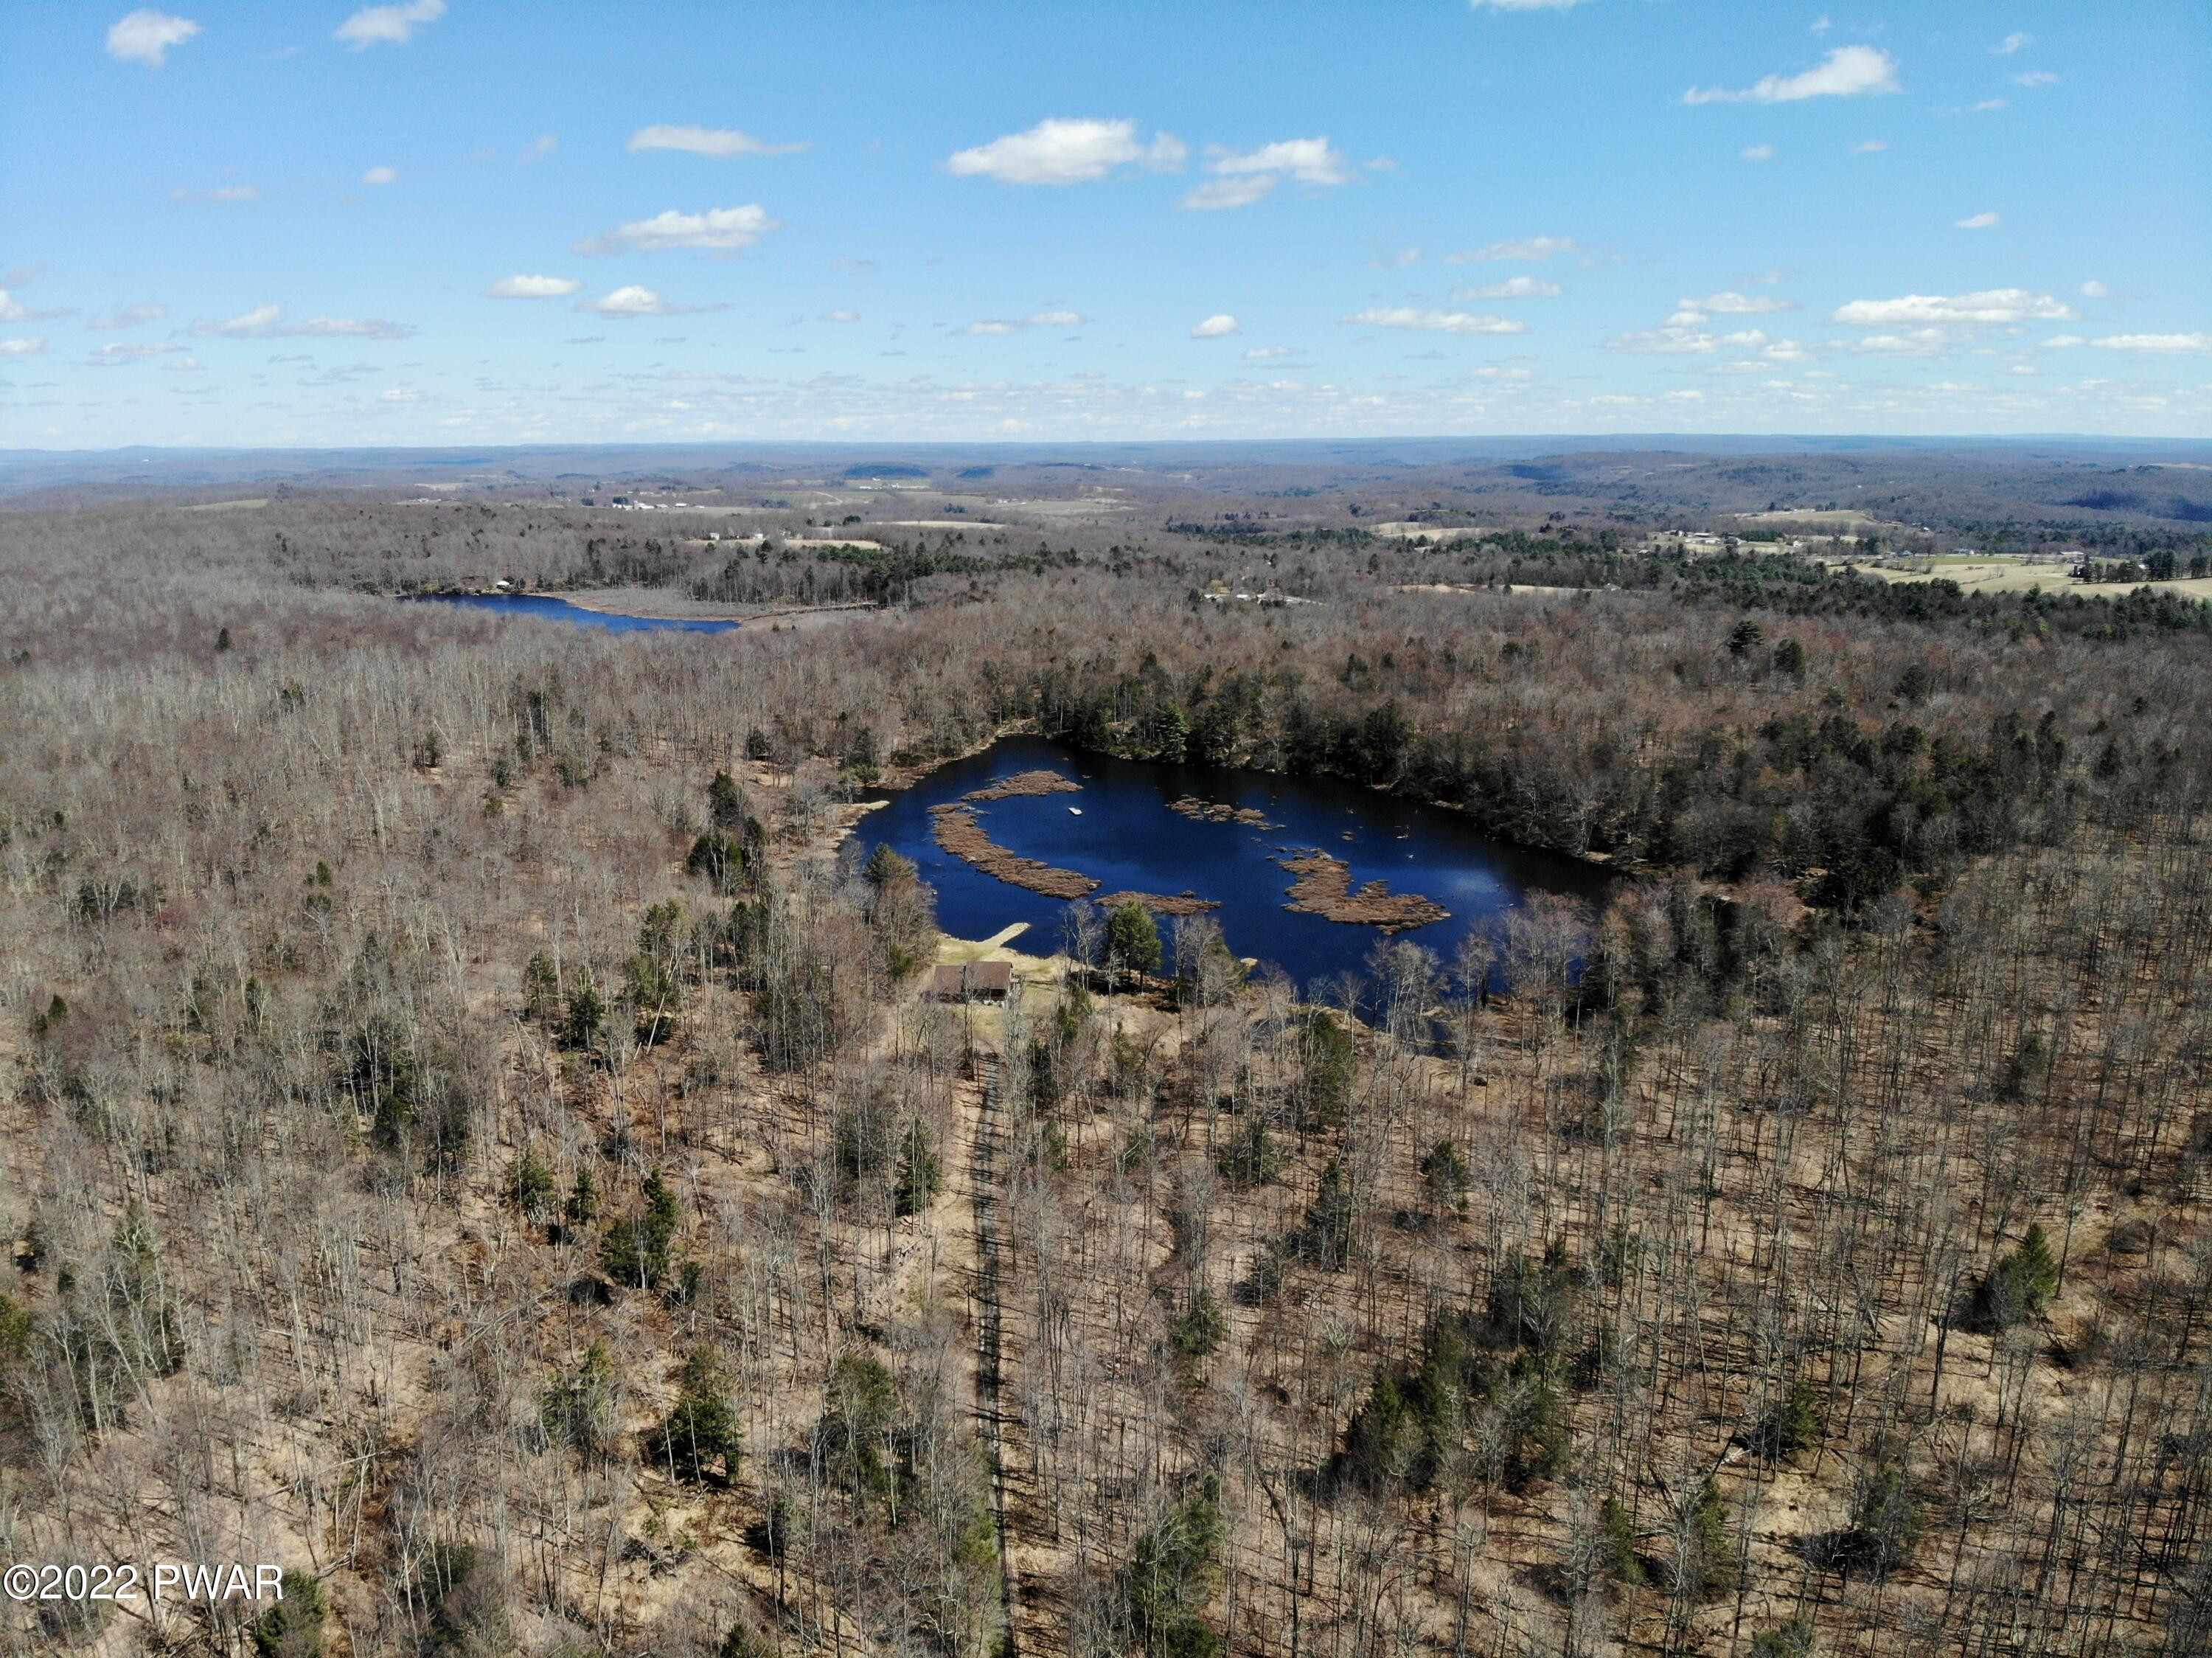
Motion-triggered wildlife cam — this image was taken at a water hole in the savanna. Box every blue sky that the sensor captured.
[2,0,2206,446]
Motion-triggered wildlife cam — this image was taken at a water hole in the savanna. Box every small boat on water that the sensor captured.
[1069,806,1082,815]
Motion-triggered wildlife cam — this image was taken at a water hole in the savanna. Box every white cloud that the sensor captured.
[1367,249,1422,268]
[1242,344,1295,361]
[2079,280,2112,299]
[1842,330,1950,357]
[106,10,200,66]
[520,134,557,163]
[91,341,188,364]
[1994,32,2029,55]
[576,204,779,255]
[821,309,860,322]
[1342,308,1526,335]
[1832,290,2076,326]
[2042,335,2085,348]
[1451,276,1562,299]
[1607,319,1722,353]
[379,387,421,401]
[1207,136,1348,187]
[192,302,416,339]
[575,285,726,319]
[484,275,582,298]
[1811,14,1831,33]
[0,338,46,355]
[90,301,167,329]
[1689,290,1797,314]
[0,288,69,327]
[1851,139,1888,153]
[1181,176,1276,211]
[1684,45,1900,105]
[1443,235,1579,263]
[1607,301,1789,355]
[1974,99,2008,112]
[335,0,444,49]
[945,119,1184,185]
[959,309,1088,336]
[1742,144,1775,161]
[361,166,397,186]
[1954,211,2001,229]
[2015,71,2059,88]
[1182,136,1349,210]
[2090,333,2212,355]
[172,184,260,204]
[161,354,201,371]
[1190,314,1240,338]
[627,125,807,159]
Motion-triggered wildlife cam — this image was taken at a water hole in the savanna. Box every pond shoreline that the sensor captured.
[852,724,1628,882]
[408,585,880,626]
[856,734,1619,991]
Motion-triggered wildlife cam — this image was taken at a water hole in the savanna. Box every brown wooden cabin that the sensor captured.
[929,960,1012,1002]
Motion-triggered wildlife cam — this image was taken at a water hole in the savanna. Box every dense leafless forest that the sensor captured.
[3,445,2211,1657]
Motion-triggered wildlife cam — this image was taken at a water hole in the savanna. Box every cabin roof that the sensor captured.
[930,960,1012,997]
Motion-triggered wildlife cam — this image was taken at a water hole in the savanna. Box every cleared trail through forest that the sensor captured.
[970,1047,1018,1653]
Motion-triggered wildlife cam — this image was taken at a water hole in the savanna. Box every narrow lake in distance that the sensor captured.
[411,593,742,634]
[866,735,1612,993]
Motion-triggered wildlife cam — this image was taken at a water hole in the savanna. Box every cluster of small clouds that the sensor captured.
[945,119,1186,186]
[89,341,194,367]
[1181,137,1349,211]
[940,117,1353,213]
[53,11,2212,437]
[960,310,1086,336]
[171,184,260,205]
[192,302,415,340]
[1591,283,2208,371]
[576,205,779,257]
[1344,308,1525,336]
[1832,290,2075,327]
[105,0,445,65]
[1450,276,1562,300]
[0,288,69,325]
[1444,237,1579,263]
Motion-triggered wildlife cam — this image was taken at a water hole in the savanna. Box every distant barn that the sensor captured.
[930,960,1012,1002]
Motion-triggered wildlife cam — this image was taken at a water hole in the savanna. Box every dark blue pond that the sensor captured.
[866,736,1611,994]
[412,593,742,634]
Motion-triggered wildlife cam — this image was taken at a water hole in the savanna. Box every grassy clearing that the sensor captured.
[1838,555,2212,602]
